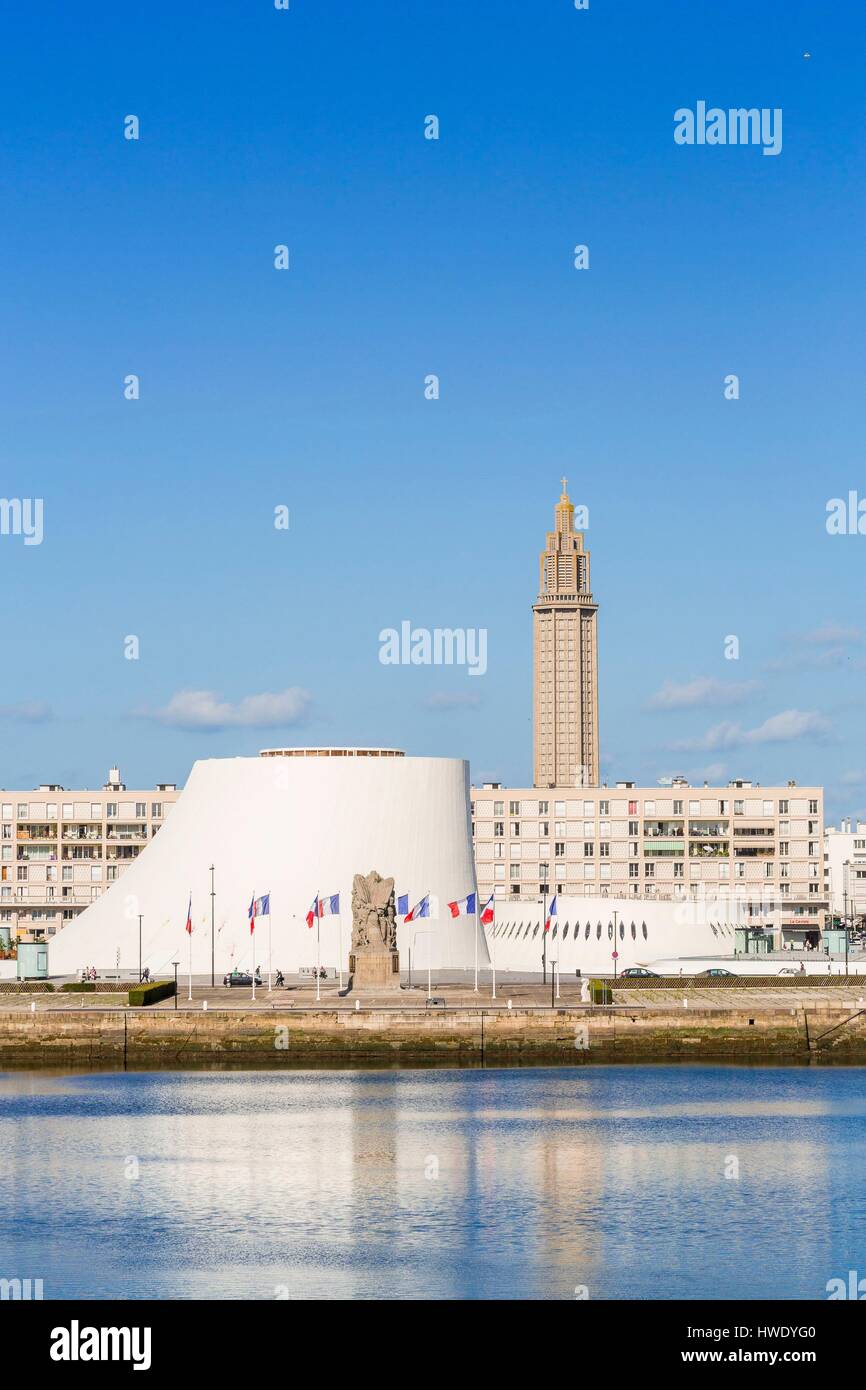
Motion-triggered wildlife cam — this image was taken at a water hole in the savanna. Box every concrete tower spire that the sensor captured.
[532,480,600,787]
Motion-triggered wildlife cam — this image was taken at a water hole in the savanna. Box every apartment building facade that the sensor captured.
[0,768,180,943]
[471,777,827,946]
[824,819,866,923]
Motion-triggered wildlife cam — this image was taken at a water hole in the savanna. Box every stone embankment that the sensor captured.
[1,1001,866,1064]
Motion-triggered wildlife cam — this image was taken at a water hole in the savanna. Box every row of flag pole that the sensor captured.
[180,885,503,950]
[179,884,503,1003]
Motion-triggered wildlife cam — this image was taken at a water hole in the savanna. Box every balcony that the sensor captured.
[689,843,729,858]
[643,840,685,858]
[16,825,57,841]
[62,826,102,843]
[105,827,147,842]
[689,822,730,839]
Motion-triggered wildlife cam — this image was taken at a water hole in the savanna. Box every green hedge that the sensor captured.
[60,981,130,993]
[128,980,176,1007]
[614,974,866,989]
[0,980,55,993]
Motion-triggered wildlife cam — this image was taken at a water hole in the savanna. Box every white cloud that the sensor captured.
[137,688,312,732]
[798,623,863,646]
[672,709,830,752]
[0,701,52,723]
[424,692,482,711]
[647,677,759,710]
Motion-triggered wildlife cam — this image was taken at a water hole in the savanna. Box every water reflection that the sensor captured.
[0,1065,862,1300]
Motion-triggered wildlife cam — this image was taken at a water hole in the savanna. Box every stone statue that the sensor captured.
[351,871,397,953]
[348,870,400,990]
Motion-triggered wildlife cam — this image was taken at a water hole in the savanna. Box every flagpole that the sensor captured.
[268,898,272,993]
[251,892,256,1002]
[491,919,497,1001]
[474,904,479,993]
[187,891,193,1002]
[338,907,344,993]
[316,897,321,1003]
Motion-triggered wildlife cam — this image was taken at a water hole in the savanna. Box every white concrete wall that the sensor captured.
[486,894,746,974]
[49,755,486,977]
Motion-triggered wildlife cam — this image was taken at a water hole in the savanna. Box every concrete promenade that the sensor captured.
[2,979,866,1064]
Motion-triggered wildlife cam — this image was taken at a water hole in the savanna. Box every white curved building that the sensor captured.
[48,750,486,979]
[486,894,747,975]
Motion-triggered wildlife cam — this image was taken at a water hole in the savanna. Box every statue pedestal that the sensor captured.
[348,950,401,991]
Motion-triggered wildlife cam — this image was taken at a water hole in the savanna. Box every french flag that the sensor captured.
[479,893,495,926]
[248,894,258,935]
[447,892,476,919]
[318,893,340,917]
[305,895,318,929]
[184,894,192,935]
[544,894,557,933]
[404,894,429,922]
[397,893,409,916]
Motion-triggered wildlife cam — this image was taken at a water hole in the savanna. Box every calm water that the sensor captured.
[1,1064,864,1300]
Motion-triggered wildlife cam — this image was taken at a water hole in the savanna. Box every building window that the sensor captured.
[493,823,504,838]
[673,800,683,816]
[779,799,789,814]
[599,800,609,816]
[809,799,818,815]
[583,843,594,857]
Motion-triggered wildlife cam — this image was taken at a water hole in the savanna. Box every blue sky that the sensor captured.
[0,0,864,821]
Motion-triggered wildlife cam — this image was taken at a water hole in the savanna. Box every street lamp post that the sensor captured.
[172,961,178,1010]
[414,929,434,1000]
[843,866,850,977]
[541,889,547,986]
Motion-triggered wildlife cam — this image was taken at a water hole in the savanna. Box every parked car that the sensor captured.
[698,968,734,977]
[620,967,659,978]
[224,971,261,987]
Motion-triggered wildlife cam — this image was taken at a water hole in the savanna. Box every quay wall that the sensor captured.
[0,1004,865,1063]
